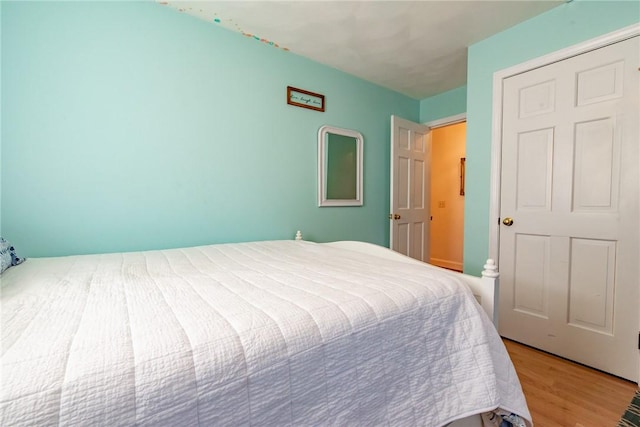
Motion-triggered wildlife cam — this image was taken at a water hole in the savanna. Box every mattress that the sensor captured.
[0,240,531,426]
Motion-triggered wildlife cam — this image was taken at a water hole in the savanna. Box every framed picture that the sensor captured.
[460,157,466,196]
[287,86,325,112]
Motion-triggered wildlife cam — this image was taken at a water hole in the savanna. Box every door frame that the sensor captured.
[425,113,466,130]
[424,113,467,270]
[389,114,466,261]
[488,23,640,264]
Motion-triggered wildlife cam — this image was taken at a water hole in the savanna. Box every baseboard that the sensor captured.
[429,258,463,272]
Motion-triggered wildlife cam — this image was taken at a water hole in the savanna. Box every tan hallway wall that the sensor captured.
[429,122,465,271]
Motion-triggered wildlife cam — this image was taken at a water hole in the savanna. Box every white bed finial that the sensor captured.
[482,259,499,278]
[295,230,303,241]
[480,258,500,327]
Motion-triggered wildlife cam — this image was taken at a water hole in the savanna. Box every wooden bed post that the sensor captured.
[481,259,500,327]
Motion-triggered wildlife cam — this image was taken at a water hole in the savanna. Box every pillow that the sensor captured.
[0,237,26,274]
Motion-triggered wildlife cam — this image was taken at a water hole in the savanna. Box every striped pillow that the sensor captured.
[0,237,26,274]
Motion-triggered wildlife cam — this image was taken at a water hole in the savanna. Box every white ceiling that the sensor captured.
[160,1,564,99]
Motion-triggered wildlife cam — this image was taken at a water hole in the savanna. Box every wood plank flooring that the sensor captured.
[504,339,638,427]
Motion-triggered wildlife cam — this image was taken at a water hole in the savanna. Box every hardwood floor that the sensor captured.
[504,339,638,427]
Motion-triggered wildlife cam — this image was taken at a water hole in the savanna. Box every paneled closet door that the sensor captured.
[499,36,639,381]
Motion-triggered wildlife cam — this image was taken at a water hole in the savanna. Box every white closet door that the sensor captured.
[499,36,639,381]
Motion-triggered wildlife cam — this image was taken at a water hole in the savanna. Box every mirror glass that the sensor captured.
[318,125,363,207]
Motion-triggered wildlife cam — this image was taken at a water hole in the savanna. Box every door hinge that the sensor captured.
[638,332,640,350]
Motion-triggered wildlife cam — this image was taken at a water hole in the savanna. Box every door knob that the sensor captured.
[502,217,514,226]
[389,214,401,220]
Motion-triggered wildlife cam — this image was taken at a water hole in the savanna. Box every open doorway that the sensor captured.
[429,121,466,272]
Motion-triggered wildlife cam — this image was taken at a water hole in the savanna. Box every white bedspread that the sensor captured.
[0,240,531,426]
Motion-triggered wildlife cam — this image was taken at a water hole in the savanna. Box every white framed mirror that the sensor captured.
[318,125,363,207]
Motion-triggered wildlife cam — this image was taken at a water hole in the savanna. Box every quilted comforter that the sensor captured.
[0,240,531,426]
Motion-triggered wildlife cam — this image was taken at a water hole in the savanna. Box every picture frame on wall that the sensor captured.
[287,86,325,112]
[460,157,466,196]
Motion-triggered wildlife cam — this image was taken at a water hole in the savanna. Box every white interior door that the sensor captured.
[498,36,639,381]
[390,115,430,261]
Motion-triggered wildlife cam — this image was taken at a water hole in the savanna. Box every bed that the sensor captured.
[0,234,531,427]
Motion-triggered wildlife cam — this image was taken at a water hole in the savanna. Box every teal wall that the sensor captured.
[5,0,636,266]
[1,1,418,257]
[419,85,467,123]
[464,0,639,275]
